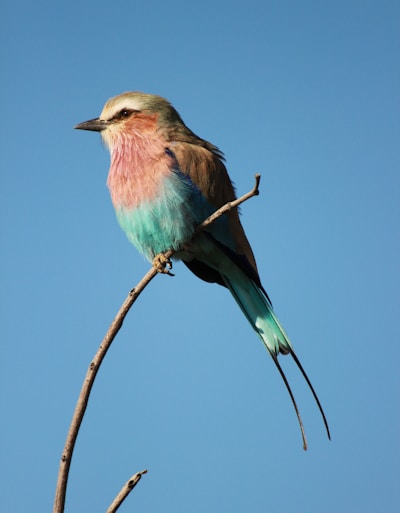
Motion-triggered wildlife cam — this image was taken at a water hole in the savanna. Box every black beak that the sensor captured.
[74,118,109,132]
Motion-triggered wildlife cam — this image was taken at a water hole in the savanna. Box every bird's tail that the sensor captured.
[223,273,331,450]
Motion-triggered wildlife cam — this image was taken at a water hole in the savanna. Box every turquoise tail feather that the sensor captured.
[222,271,292,357]
[223,272,331,449]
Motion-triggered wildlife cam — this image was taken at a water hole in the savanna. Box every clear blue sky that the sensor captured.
[1,1,399,512]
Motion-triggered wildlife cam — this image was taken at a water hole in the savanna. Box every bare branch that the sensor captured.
[105,470,148,513]
[197,173,260,232]
[53,175,261,513]
[52,268,158,513]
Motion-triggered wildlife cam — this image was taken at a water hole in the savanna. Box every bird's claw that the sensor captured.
[153,253,175,276]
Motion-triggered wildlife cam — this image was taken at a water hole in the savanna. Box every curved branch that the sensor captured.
[52,175,261,513]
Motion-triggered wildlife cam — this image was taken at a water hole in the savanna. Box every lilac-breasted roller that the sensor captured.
[75,92,330,449]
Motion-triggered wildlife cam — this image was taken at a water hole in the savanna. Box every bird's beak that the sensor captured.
[74,118,109,132]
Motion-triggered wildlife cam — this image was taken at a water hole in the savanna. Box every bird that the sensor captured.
[75,91,330,449]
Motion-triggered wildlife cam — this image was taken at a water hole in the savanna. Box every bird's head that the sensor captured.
[75,91,186,149]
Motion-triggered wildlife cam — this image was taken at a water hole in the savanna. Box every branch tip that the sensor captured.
[253,174,261,195]
[105,470,148,513]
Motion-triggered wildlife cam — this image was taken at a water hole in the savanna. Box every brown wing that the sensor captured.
[170,140,259,277]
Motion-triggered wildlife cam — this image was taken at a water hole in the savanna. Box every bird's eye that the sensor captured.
[109,108,140,122]
[118,109,133,119]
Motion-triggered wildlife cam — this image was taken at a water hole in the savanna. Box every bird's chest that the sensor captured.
[112,169,207,260]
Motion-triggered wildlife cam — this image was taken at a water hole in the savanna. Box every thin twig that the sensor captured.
[197,173,260,233]
[105,470,148,513]
[52,175,261,513]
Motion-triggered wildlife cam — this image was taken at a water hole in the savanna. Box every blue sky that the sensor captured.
[1,1,399,512]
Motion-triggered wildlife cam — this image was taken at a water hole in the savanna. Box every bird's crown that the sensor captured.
[100,91,184,127]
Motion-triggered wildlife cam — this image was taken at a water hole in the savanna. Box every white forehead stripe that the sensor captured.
[100,94,145,121]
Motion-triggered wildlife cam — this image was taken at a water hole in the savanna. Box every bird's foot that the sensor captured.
[152,253,175,276]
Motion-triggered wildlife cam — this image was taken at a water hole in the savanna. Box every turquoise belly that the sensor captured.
[115,172,209,260]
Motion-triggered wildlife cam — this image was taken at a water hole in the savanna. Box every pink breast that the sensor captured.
[107,131,172,210]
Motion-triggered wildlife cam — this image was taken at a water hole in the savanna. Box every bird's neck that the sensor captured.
[106,131,171,210]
